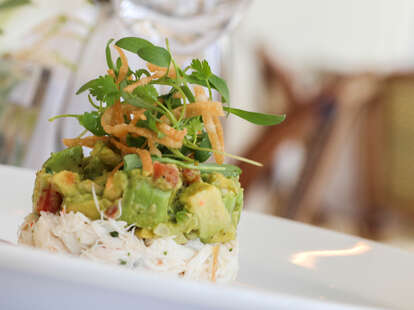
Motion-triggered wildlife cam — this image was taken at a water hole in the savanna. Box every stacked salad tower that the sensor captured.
[19,37,284,282]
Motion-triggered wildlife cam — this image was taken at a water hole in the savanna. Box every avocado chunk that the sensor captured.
[90,141,121,168]
[64,194,113,220]
[206,173,244,227]
[180,182,235,243]
[120,170,175,229]
[43,146,83,173]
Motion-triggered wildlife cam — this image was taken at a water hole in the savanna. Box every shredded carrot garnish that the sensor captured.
[114,45,128,84]
[213,116,224,154]
[130,109,146,126]
[105,161,124,190]
[211,244,220,282]
[147,63,176,78]
[136,148,153,176]
[202,112,224,164]
[194,86,225,164]
[148,138,162,157]
[110,138,153,175]
[113,101,124,125]
[107,69,115,79]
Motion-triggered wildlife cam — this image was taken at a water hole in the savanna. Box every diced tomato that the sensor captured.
[105,205,119,218]
[36,185,62,214]
[153,162,180,188]
[182,168,200,184]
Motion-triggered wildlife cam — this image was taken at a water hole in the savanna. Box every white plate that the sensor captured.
[0,164,413,310]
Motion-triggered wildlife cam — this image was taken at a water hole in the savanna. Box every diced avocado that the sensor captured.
[78,179,104,195]
[43,146,83,173]
[64,194,113,220]
[206,173,244,226]
[83,156,106,179]
[153,211,198,238]
[90,141,121,168]
[180,182,235,243]
[32,169,53,211]
[103,171,128,201]
[120,170,175,228]
[51,171,80,196]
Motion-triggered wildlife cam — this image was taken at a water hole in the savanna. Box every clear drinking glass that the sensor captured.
[111,0,251,56]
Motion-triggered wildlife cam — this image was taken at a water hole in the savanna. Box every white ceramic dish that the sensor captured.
[0,164,413,310]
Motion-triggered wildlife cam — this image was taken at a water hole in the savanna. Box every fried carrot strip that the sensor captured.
[110,138,153,175]
[148,138,162,157]
[136,148,153,176]
[211,245,220,282]
[105,161,124,190]
[114,45,128,84]
[147,63,176,78]
[123,76,155,93]
[113,101,124,125]
[194,86,224,164]
[213,116,224,153]
[62,136,108,148]
[202,112,224,164]
[107,69,116,79]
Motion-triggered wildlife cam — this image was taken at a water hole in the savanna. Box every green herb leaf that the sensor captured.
[209,74,229,103]
[137,46,171,68]
[132,84,159,103]
[115,37,153,53]
[105,39,115,70]
[135,69,151,79]
[223,107,286,126]
[121,91,159,112]
[137,111,165,138]
[110,231,119,238]
[190,59,212,81]
[77,76,119,107]
[126,135,145,148]
[119,259,127,265]
[78,111,106,136]
[194,131,212,162]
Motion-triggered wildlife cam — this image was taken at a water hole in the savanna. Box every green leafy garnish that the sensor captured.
[50,36,285,172]
[137,45,171,68]
[223,107,286,126]
[115,37,153,53]
[110,231,119,238]
[105,39,115,71]
[49,111,106,136]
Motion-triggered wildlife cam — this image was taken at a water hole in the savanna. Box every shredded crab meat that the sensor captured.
[18,212,239,283]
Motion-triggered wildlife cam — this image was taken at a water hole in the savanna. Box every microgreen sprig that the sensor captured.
[49,36,285,174]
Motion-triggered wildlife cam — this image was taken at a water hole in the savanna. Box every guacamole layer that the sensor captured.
[33,142,243,244]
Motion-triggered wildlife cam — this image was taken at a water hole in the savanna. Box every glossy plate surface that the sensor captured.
[0,165,412,310]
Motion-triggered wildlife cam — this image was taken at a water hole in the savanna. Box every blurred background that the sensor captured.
[2,0,414,250]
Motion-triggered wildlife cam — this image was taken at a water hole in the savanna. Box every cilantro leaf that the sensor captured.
[137,111,165,138]
[132,84,159,103]
[190,59,212,81]
[78,111,106,136]
[77,76,119,107]
[208,74,229,103]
